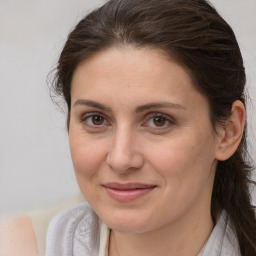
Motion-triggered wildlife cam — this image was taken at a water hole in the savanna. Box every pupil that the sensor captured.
[92,115,103,125]
[153,117,165,126]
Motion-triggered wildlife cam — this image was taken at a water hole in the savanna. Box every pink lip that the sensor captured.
[103,182,156,202]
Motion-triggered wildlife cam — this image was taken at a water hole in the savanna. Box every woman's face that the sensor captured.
[69,47,219,233]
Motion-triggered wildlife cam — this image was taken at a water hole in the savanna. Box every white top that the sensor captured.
[45,202,241,256]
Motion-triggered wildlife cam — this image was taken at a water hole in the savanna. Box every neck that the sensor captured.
[109,207,213,256]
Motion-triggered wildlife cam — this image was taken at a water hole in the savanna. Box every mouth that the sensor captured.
[102,182,157,202]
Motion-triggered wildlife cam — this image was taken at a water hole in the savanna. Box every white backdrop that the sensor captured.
[0,0,255,216]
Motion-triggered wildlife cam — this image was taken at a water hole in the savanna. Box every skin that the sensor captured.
[69,47,245,256]
[0,215,38,256]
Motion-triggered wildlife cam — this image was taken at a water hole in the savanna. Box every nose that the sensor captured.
[106,128,144,173]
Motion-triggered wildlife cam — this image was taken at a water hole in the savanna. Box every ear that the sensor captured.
[214,100,246,161]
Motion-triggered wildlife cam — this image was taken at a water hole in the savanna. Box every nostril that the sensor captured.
[106,150,144,173]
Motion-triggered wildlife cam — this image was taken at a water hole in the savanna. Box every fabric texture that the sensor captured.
[202,210,241,255]
[46,202,241,256]
[27,194,85,256]
[46,202,109,256]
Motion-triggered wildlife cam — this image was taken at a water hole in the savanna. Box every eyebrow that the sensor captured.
[73,99,186,112]
[73,99,112,112]
[135,102,186,113]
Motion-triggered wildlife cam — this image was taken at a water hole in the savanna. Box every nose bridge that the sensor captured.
[106,125,143,172]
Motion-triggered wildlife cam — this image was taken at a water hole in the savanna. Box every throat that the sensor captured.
[107,217,213,256]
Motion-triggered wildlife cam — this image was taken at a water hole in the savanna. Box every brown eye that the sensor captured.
[92,115,104,125]
[81,113,110,131]
[153,116,166,126]
[144,113,175,130]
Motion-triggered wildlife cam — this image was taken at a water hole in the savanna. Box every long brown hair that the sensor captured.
[51,0,256,254]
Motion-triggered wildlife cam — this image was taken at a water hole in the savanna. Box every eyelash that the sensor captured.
[143,113,176,129]
[80,112,176,130]
[80,112,110,129]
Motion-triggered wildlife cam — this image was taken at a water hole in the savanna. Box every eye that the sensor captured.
[144,113,175,129]
[90,115,105,125]
[152,116,167,127]
[81,113,109,128]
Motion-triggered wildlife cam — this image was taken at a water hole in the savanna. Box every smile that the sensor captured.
[103,182,157,202]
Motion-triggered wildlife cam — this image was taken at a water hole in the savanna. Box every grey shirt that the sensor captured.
[46,202,241,256]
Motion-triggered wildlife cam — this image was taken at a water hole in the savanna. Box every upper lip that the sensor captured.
[103,182,157,190]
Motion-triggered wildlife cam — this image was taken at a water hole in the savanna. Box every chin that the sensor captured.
[99,211,155,234]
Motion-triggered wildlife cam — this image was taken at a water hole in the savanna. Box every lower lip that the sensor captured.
[104,187,155,202]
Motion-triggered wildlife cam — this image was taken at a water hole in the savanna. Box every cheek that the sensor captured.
[148,128,216,187]
[145,131,216,220]
[69,134,108,203]
[69,132,107,180]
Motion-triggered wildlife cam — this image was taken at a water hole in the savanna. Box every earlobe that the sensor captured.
[214,100,246,161]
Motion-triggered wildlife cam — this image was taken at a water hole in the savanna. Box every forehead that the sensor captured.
[70,47,208,112]
[72,47,192,89]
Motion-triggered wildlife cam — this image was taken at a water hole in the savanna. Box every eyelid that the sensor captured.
[144,112,175,121]
[80,111,105,121]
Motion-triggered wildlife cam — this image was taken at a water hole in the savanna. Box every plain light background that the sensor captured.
[0,0,255,216]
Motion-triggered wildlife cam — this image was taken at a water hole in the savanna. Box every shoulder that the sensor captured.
[0,194,85,256]
[0,215,38,256]
[46,202,99,255]
[46,201,94,237]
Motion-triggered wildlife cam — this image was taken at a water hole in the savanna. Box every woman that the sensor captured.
[45,0,256,255]
[2,0,255,255]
